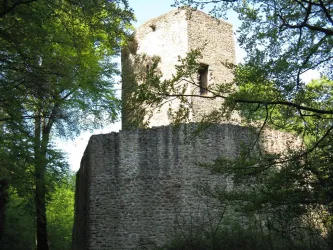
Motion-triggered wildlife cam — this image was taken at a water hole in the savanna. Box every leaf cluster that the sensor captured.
[0,1,133,248]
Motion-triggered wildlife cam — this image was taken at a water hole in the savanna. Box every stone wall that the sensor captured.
[74,9,301,250]
[121,9,189,129]
[121,9,236,129]
[72,124,296,249]
[187,10,236,121]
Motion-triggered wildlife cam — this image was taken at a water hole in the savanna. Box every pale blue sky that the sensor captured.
[128,0,175,27]
[127,0,241,28]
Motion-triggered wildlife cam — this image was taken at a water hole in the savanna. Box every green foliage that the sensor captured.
[122,53,163,129]
[1,189,36,250]
[0,1,133,249]
[1,173,75,250]
[159,214,328,250]
[47,175,75,250]
[132,1,333,248]
[132,48,232,125]
[0,0,134,133]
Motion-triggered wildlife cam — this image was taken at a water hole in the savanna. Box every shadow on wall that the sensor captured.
[121,35,163,130]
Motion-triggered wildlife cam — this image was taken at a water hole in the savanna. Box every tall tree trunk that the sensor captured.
[0,179,8,244]
[34,115,49,250]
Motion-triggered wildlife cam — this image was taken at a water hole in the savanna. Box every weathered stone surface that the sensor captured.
[73,10,300,250]
[121,9,236,129]
[72,124,296,249]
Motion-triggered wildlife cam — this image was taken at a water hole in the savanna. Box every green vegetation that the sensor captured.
[47,175,75,250]
[0,1,133,249]
[133,0,333,248]
[2,0,332,249]
[159,216,328,250]
[1,174,74,250]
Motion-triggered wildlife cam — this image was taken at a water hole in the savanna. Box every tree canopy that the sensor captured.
[0,1,133,249]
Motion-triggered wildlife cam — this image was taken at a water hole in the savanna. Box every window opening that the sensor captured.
[198,64,208,95]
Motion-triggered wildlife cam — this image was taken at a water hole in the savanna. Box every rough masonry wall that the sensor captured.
[135,10,189,80]
[73,124,295,250]
[187,11,236,122]
[122,9,189,129]
[121,9,236,129]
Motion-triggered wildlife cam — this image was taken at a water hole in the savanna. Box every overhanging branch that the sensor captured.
[161,92,333,115]
[0,0,38,18]
[232,98,333,115]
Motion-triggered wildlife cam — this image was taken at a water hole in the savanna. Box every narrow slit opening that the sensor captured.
[198,64,208,95]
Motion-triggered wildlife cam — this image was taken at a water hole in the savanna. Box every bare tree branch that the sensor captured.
[160,91,333,115]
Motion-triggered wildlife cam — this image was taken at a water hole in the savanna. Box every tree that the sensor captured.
[0,1,133,249]
[133,0,333,247]
[47,173,75,250]
[1,187,36,250]
[1,168,75,250]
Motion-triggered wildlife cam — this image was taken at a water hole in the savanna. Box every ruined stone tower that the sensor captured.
[72,9,297,250]
[122,8,235,129]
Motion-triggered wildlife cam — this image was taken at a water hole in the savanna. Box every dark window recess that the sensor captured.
[198,64,208,95]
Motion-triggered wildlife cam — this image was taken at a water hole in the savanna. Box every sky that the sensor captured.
[128,0,175,26]
[58,0,318,172]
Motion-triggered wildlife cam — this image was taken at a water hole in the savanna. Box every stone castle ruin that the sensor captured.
[121,9,236,129]
[72,9,296,249]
